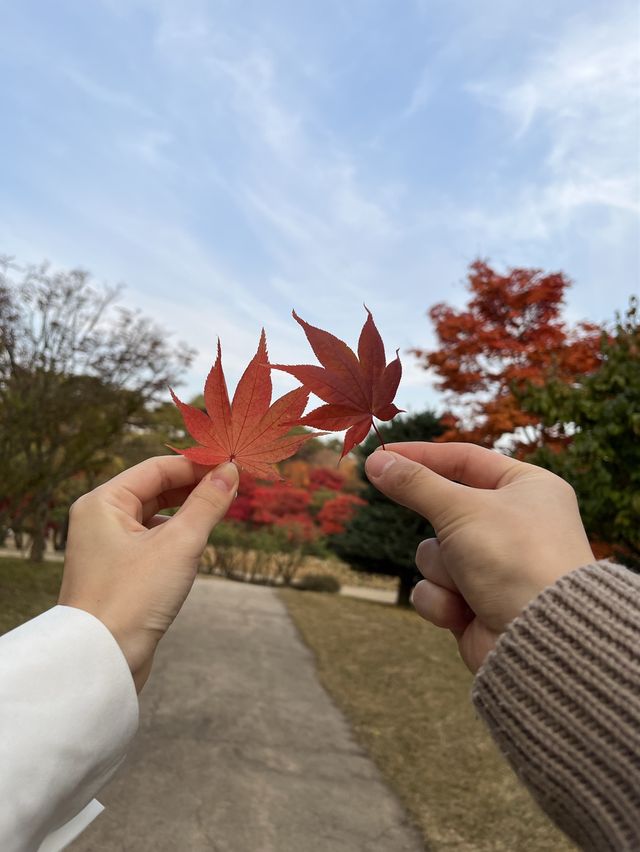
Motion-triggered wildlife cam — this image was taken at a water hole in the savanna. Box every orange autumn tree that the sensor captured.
[412,260,604,454]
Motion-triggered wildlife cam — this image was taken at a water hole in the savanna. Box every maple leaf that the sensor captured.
[272,308,403,457]
[169,330,320,479]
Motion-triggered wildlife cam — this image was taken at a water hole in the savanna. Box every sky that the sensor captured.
[1,0,639,414]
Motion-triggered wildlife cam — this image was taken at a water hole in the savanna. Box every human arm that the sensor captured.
[0,607,138,852]
[0,457,238,851]
[365,443,640,849]
[472,559,640,851]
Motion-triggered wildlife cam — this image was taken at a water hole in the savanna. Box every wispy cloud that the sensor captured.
[468,5,640,226]
[0,0,637,413]
[148,9,405,325]
[63,66,154,118]
[117,129,174,169]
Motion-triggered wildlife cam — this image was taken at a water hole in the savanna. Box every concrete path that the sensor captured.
[71,577,425,852]
[340,585,397,605]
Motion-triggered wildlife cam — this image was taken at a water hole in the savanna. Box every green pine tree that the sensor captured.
[521,297,640,570]
[332,411,444,605]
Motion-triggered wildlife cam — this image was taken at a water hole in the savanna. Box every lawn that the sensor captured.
[281,589,575,852]
[0,555,63,635]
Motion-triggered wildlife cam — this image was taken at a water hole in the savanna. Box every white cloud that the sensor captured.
[146,12,405,322]
[6,0,635,420]
[118,129,174,169]
[63,67,154,118]
[468,5,640,229]
[404,66,435,117]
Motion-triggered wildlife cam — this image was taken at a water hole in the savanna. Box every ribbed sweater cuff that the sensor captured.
[472,561,640,851]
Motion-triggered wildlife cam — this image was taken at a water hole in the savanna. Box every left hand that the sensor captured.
[59,456,238,692]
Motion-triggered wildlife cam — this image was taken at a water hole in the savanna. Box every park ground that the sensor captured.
[1,555,573,851]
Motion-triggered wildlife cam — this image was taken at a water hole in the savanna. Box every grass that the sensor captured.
[0,555,63,635]
[298,555,398,590]
[281,589,575,852]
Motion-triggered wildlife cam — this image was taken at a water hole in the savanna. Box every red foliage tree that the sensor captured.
[225,473,319,541]
[225,463,359,540]
[280,459,311,489]
[309,468,345,492]
[250,484,311,525]
[412,260,604,453]
[225,472,256,524]
[272,514,319,543]
[318,493,366,535]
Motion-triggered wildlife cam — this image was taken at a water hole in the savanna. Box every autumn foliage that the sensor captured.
[412,260,603,452]
[171,309,402,474]
[272,309,402,457]
[169,331,319,477]
[167,310,389,564]
[309,467,346,492]
[317,493,366,535]
[226,469,364,539]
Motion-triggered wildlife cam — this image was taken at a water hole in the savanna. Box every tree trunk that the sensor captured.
[396,571,414,607]
[28,499,49,562]
[54,515,69,551]
[29,528,46,562]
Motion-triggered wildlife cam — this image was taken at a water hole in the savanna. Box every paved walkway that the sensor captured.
[71,577,425,852]
[340,585,397,605]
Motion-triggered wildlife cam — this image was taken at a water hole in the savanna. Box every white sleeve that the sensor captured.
[0,605,139,852]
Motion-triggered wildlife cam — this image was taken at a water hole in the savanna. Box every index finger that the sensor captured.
[383,442,522,490]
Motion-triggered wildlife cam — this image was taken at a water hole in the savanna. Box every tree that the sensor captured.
[112,401,187,467]
[412,260,603,454]
[331,411,444,606]
[317,493,365,535]
[41,399,193,552]
[309,467,346,492]
[225,470,362,539]
[251,483,314,531]
[0,258,194,560]
[520,297,640,568]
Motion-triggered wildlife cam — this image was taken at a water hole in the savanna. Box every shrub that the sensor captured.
[297,573,341,593]
[207,522,248,577]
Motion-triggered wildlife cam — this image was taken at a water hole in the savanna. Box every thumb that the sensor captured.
[173,462,239,550]
[365,450,458,527]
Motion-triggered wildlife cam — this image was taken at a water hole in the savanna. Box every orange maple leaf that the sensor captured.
[169,331,321,478]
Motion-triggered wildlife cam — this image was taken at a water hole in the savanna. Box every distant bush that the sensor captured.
[206,522,248,577]
[205,521,313,586]
[296,573,341,593]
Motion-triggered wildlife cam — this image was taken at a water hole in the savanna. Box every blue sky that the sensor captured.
[1,0,638,413]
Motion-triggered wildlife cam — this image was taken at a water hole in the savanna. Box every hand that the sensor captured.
[58,457,239,692]
[365,443,594,673]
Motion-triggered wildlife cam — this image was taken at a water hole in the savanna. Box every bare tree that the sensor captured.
[0,257,195,560]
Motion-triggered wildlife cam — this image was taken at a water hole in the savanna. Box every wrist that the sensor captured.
[103,621,160,694]
[60,598,159,693]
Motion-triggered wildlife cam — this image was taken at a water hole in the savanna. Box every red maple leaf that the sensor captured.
[272,308,403,457]
[169,331,320,478]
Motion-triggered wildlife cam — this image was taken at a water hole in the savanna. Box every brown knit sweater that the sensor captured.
[473,560,640,851]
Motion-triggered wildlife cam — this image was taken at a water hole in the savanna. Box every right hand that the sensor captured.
[365,442,594,673]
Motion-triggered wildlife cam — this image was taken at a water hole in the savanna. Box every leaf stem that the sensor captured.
[372,421,386,450]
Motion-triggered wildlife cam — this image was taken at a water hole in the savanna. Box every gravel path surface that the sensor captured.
[71,576,425,852]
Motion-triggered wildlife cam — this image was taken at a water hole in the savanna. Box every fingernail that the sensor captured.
[410,580,424,607]
[366,451,396,478]
[209,462,238,492]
